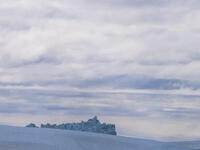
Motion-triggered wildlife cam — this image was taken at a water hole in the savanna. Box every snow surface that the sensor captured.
[172,141,200,150]
[0,125,194,150]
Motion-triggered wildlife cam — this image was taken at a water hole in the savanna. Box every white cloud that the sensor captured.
[0,0,199,84]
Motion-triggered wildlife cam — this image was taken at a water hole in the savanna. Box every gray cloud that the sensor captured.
[1,88,200,140]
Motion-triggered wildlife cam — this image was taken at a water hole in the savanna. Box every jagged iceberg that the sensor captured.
[26,116,117,135]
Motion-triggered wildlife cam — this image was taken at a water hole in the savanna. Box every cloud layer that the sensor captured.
[0,0,200,87]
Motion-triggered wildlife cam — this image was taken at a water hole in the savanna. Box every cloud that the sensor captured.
[0,88,200,140]
[0,0,200,85]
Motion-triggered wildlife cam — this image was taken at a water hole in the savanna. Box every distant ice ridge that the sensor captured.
[26,116,117,135]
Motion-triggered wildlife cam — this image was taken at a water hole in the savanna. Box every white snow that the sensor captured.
[0,125,194,150]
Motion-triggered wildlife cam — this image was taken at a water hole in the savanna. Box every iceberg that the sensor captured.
[27,116,117,135]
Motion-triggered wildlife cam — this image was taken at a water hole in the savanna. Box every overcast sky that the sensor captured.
[0,0,200,141]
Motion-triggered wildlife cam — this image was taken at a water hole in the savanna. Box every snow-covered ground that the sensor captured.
[0,125,195,150]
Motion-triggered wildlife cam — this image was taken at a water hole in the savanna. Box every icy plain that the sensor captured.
[0,125,195,150]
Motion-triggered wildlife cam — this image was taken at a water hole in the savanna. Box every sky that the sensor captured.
[0,0,200,141]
